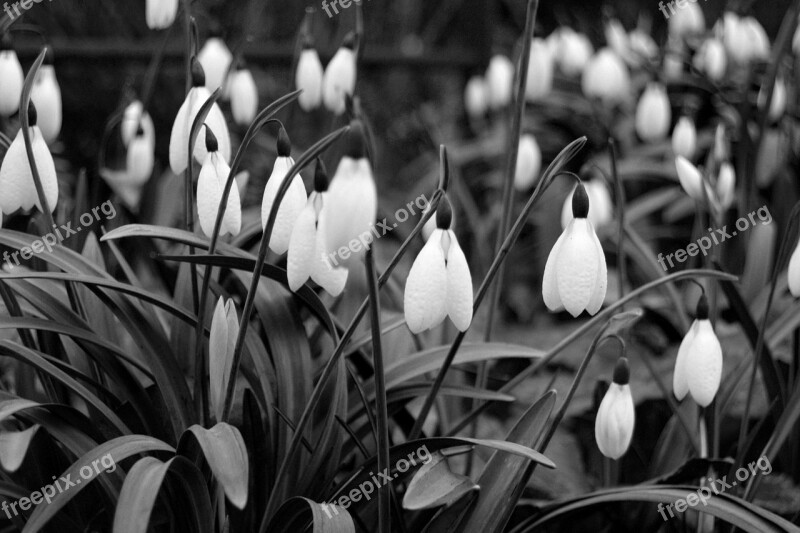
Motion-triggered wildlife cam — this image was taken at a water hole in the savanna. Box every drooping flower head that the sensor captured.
[635,82,671,143]
[287,158,348,296]
[31,51,62,144]
[321,120,378,267]
[146,0,178,30]
[169,57,231,174]
[322,32,357,115]
[0,102,58,214]
[229,64,258,126]
[673,294,723,407]
[405,196,473,333]
[209,297,238,422]
[296,36,324,111]
[197,127,241,238]
[0,34,23,117]
[198,36,233,92]
[261,127,307,254]
[595,357,635,460]
[543,182,607,317]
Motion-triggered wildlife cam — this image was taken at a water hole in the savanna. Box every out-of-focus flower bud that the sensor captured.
[740,17,770,61]
[514,134,542,191]
[464,75,489,119]
[758,77,787,123]
[121,100,155,148]
[672,117,697,159]
[146,0,178,30]
[716,162,735,210]
[126,127,155,187]
[31,63,62,144]
[693,38,727,81]
[525,38,553,102]
[581,48,631,106]
[668,2,705,38]
[628,29,659,65]
[595,357,635,460]
[486,54,514,110]
[604,19,629,59]
[552,28,593,77]
[296,40,324,111]
[198,37,233,92]
[0,35,23,117]
[322,33,357,115]
[713,123,728,162]
[229,67,258,126]
[635,82,672,142]
[675,156,704,200]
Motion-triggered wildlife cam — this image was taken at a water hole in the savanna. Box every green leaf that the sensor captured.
[403,452,479,511]
[0,425,39,472]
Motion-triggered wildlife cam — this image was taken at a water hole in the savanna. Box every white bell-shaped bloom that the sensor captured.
[581,48,630,106]
[716,162,735,210]
[552,28,593,77]
[260,130,306,254]
[321,121,378,267]
[693,39,727,81]
[794,18,800,56]
[31,65,62,144]
[229,68,258,126]
[121,100,155,148]
[0,105,58,214]
[209,297,238,422]
[322,35,356,115]
[740,17,770,62]
[628,30,658,65]
[525,38,553,102]
[0,47,23,116]
[486,54,514,110]
[714,123,728,163]
[673,296,722,407]
[126,128,155,187]
[287,164,348,296]
[635,82,671,142]
[543,183,607,317]
[404,198,472,333]
[604,19,629,60]
[663,49,684,80]
[788,237,800,297]
[560,179,613,230]
[198,37,232,92]
[514,134,542,191]
[758,77,787,122]
[146,0,178,30]
[197,130,241,238]
[464,75,489,118]
[672,117,697,159]
[668,2,705,38]
[595,357,635,460]
[169,59,231,174]
[296,45,324,111]
[675,156,705,200]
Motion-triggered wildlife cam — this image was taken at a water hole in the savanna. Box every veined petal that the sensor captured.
[312,210,348,296]
[675,156,703,200]
[215,156,240,236]
[196,154,225,238]
[31,129,58,213]
[556,219,599,317]
[287,199,317,291]
[585,221,607,315]
[168,89,194,174]
[673,320,697,401]
[687,319,723,407]
[445,230,473,331]
[542,227,568,312]
[261,156,307,254]
[195,97,231,164]
[595,383,634,459]
[404,229,448,333]
[0,130,30,213]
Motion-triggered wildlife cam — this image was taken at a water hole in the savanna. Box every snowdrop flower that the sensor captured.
[604,19,629,59]
[146,0,178,30]
[514,134,542,191]
[198,37,233,92]
[595,357,635,460]
[675,156,706,201]
[693,39,727,81]
[543,183,607,317]
[126,126,155,187]
[788,236,800,297]
[261,128,306,254]
[560,178,612,230]
[0,103,58,214]
[635,83,672,142]
[321,120,378,267]
[169,58,231,175]
[525,38,553,102]
[628,30,658,65]
[486,54,514,110]
[197,128,241,238]
[758,77,787,123]
[296,39,324,111]
[720,13,768,64]
[668,2,705,38]
[716,162,735,210]
[322,33,357,115]
[209,297,238,421]
[581,48,630,106]
[121,100,155,148]
[287,159,348,296]
[672,117,697,159]
[554,28,593,77]
[0,37,23,117]
[404,196,472,333]
[31,63,62,144]
[740,17,770,62]
[464,75,489,118]
[673,295,723,407]
[229,67,258,126]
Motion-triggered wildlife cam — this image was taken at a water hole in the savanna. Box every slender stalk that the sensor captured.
[365,247,390,533]
[609,139,625,304]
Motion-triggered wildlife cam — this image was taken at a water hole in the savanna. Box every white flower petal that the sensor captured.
[230,69,258,126]
[122,100,155,148]
[146,0,178,29]
[297,49,324,111]
[216,156,240,236]
[312,210,348,296]
[322,47,356,115]
[261,156,307,254]
[0,130,32,213]
[287,199,317,291]
[197,154,224,238]
[31,129,58,213]
[673,321,697,401]
[404,229,448,333]
[675,156,703,200]
[595,383,634,459]
[168,90,194,174]
[125,135,155,187]
[169,87,231,175]
[556,219,599,317]
[585,222,607,315]
[788,241,800,297]
[31,65,62,144]
[445,230,473,331]
[542,227,567,312]
[0,51,23,116]
[209,297,229,421]
[687,319,723,407]
[198,38,233,92]
[635,83,671,142]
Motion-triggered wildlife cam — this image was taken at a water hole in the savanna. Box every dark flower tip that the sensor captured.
[191,57,206,87]
[301,34,315,50]
[436,196,453,230]
[345,120,366,159]
[572,182,589,219]
[0,33,11,51]
[612,357,630,385]
[696,294,709,320]
[342,31,356,50]
[27,101,37,127]
[204,125,218,153]
[314,157,329,192]
[277,127,292,157]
